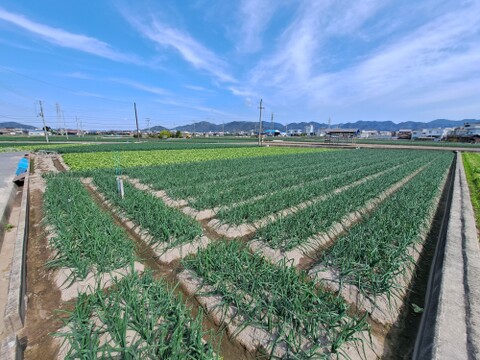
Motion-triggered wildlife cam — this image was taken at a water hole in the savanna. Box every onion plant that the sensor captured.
[90,172,203,250]
[55,271,218,359]
[182,241,368,357]
[44,174,135,280]
[254,154,436,250]
[313,152,453,298]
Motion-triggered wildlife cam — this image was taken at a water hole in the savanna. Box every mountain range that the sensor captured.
[2,119,479,133]
[0,122,36,130]
[172,119,480,133]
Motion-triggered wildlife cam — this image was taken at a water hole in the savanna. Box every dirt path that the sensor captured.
[21,157,67,360]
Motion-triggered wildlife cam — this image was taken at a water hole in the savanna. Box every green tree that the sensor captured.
[158,130,172,139]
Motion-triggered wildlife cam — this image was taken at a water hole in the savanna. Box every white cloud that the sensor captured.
[155,98,244,120]
[109,78,169,96]
[184,84,214,93]
[250,1,386,88]
[307,3,480,105]
[0,7,139,63]
[125,14,235,83]
[236,0,281,53]
[245,0,480,119]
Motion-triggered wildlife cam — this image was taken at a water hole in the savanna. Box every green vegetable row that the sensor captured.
[215,152,424,225]
[182,241,366,357]
[58,271,218,359]
[254,154,436,250]
[313,151,453,297]
[44,174,135,280]
[90,172,204,250]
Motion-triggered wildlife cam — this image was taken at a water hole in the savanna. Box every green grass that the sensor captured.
[463,152,480,229]
[43,174,136,280]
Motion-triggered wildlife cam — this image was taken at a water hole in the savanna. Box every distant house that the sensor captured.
[287,129,303,136]
[28,129,46,136]
[359,130,379,138]
[325,128,360,138]
[264,129,281,136]
[397,129,412,140]
[411,128,443,141]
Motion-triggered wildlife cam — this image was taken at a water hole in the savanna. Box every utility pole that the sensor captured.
[222,120,225,135]
[62,110,69,140]
[271,112,274,132]
[146,118,151,133]
[193,122,196,136]
[76,116,80,136]
[55,103,68,138]
[38,100,49,143]
[56,103,62,136]
[328,117,331,129]
[258,98,264,146]
[134,102,140,140]
[80,118,84,137]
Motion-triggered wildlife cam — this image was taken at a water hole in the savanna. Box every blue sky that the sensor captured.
[0,1,479,130]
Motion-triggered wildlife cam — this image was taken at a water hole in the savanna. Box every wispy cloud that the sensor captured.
[0,7,139,63]
[123,12,235,83]
[109,78,169,96]
[246,0,480,117]
[251,1,386,88]
[236,0,281,53]
[155,98,243,120]
[306,2,480,106]
[184,84,214,93]
[64,71,94,80]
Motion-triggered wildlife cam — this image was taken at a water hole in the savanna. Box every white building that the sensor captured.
[359,130,379,138]
[305,125,315,136]
[28,129,46,136]
[411,128,443,141]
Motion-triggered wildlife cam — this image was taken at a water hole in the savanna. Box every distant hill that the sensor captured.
[171,119,480,133]
[146,125,168,132]
[0,122,36,130]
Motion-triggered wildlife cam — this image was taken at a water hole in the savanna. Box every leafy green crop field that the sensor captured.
[63,146,328,170]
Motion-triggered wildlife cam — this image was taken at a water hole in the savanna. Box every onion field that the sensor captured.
[38,148,455,359]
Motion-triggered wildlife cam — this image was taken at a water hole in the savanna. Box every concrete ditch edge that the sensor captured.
[426,152,480,360]
[3,169,29,334]
[0,184,17,250]
[0,334,22,360]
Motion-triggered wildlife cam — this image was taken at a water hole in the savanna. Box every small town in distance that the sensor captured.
[2,120,480,144]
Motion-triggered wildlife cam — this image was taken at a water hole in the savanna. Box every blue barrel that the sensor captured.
[15,157,29,176]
